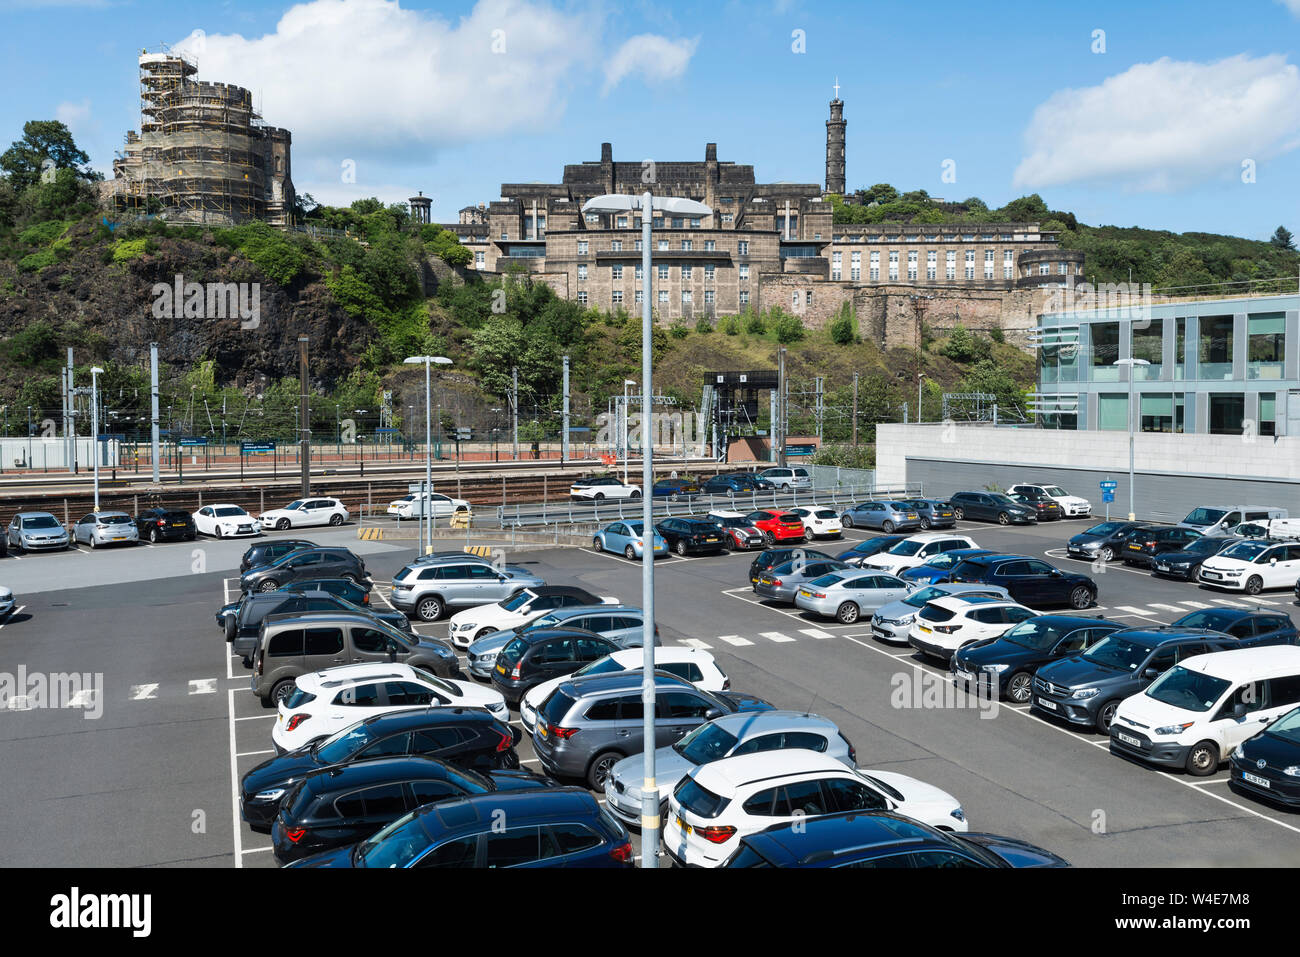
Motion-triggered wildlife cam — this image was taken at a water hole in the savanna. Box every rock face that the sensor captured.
[0,229,374,388]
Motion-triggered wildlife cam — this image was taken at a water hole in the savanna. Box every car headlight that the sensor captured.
[982,664,1010,674]
[489,701,506,713]
[253,788,285,802]
[1284,766,1300,777]
[460,623,476,632]
[480,652,497,663]
[950,807,965,822]
[1071,688,1099,699]
[1154,722,1194,736]
[1232,744,1245,760]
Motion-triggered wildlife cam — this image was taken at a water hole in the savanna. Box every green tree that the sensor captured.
[1,121,93,191]
[1270,226,1296,251]
[829,304,857,345]
[772,314,805,344]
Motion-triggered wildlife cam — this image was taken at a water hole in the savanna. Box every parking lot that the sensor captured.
[3,512,1300,867]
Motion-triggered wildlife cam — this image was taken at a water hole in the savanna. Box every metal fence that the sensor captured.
[804,465,875,489]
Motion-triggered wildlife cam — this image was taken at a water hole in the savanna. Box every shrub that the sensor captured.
[18,249,57,272]
[694,316,713,334]
[720,316,740,335]
[18,219,70,246]
[773,314,805,344]
[989,327,1005,344]
[745,311,766,334]
[670,319,689,339]
[111,238,149,263]
[829,305,857,344]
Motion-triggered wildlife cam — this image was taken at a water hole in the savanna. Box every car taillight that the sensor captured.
[495,729,513,752]
[809,591,825,599]
[934,624,960,634]
[285,827,307,844]
[696,825,737,844]
[609,841,634,863]
[510,664,522,679]
[770,579,783,587]
[550,726,578,739]
[255,655,263,676]
[362,593,370,604]
[285,714,310,732]
[156,519,166,527]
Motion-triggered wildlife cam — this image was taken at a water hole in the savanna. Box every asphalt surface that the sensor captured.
[3,514,1300,867]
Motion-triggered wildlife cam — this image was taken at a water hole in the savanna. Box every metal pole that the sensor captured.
[917,374,924,425]
[769,389,777,462]
[425,359,433,556]
[298,335,310,496]
[623,382,630,484]
[562,355,570,466]
[777,346,787,468]
[91,370,100,510]
[67,348,76,474]
[852,372,859,447]
[640,190,658,868]
[1127,364,1136,521]
[511,366,519,461]
[150,342,160,485]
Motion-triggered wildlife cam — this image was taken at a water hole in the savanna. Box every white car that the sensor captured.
[386,492,471,520]
[270,662,507,753]
[570,476,642,500]
[663,750,967,868]
[786,506,843,539]
[193,504,261,538]
[259,497,350,531]
[906,595,1037,662]
[1197,539,1300,594]
[0,587,13,616]
[759,466,812,490]
[519,647,730,733]
[447,587,607,649]
[860,533,979,576]
[1007,482,1091,518]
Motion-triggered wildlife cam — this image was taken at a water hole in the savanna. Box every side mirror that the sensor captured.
[1050,569,1063,577]
[1141,667,1159,680]
[387,645,398,662]
[1233,702,1248,719]
[704,708,724,720]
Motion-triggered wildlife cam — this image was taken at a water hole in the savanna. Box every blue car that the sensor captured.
[900,548,995,585]
[286,788,633,868]
[592,520,668,559]
[653,478,700,501]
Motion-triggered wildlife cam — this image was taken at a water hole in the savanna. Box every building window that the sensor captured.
[612,290,623,304]
[737,241,749,256]
[1098,393,1129,431]
[704,240,716,251]
[814,233,821,241]
[984,250,994,280]
[501,232,508,241]
[739,290,750,305]
[653,217,664,229]
[611,240,622,251]
[1200,315,1234,379]
[1260,392,1277,436]
[585,214,599,224]
[577,241,588,256]
[965,251,975,280]
[616,216,627,229]
[682,290,692,304]
[704,289,715,304]
[946,251,956,280]
[682,265,693,280]
[1090,322,1121,381]
[672,217,684,228]
[634,217,641,229]
[739,265,749,281]
[611,265,623,280]
[1004,250,1014,280]
[1039,262,1050,275]
[658,265,669,281]
[635,289,643,304]
[1131,317,1163,379]
[682,240,692,251]
[635,265,643,280]
[888,251,899,281]
[806,291,813,305]
[658,289,669,304]
[832,251,842,281]
[691,217,701,228]
[792,291,799,309]
[721,213,733,224]
[658,240,669,251]
[1058,262,1068,275]
[634,240,642,251]
[1209,393,1246,434]
[1140,393,1185,433]
[907,251,918,281]
[577,264,587,281]
[577,291,588,304]
[475,251,484,268]
[1248,313,1285,379]
[855,251,864,281]
[926,250,936,280]
[705,264,715,281]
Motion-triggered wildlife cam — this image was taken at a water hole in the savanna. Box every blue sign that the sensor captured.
[241,441,275,454]
[97,433,125,441]
[179,437,208,447]
[1100,481,1118,490]
[784,444,816,457]
[1102,491,1115,503]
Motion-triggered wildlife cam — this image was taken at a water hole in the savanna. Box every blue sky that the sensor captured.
[3,0,1299,241]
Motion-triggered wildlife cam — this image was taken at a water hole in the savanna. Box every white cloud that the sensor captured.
[1278,0,1300,16]
[56,98,91,128]
[602,33,698,94]
[1013,54,1300,192]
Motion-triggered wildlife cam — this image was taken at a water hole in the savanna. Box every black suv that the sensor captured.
[238,708,525,831]
[1031,627,1234,731]
[655,517,728,556]
[134,507,197,543]
[1121,526,1203,567]
[952,615,1125,703]
[1150,536,1239,581]
[948,554,1097,608]
[1169,608,1299,647]
[749,547,836,584]
[1066,521,1149,563]
[240,539,317,575]
[948,491,1037,525]
[241,547,367,593]
[224,590,411,662]
[490,628,621,708]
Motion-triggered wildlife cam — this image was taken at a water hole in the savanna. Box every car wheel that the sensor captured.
[89,536,97,549]
[919,517,931,530]
[329,514,344,526]
[1069,586,1093,609]
[1185,740,1219,777]
[763,531,775,546]
[1246,575,1264,595]
[270,679,296,707]
[624,545,637,560]
[257,579,279,592]
[1099,546,1114,562]
[842,514,855,528]
[223,616,237,641]
[1096,700,1120,733]
[586,751,622,791]
[836,602,860,624]
[630,490,641,499]
[215,526,224,539]
[343,574,362,586]
[417,596,444,621]
[802,529,812,542]
[594,492,605,501]
[997,512,1010,525]
[675,540,687,556]
[276,518,290,531]
[670,493,680,502]
[1007,672,1033,704]
[881,521,895,533]
[952,507,964,520]
[592,537,603,552]
[149,527,160,543]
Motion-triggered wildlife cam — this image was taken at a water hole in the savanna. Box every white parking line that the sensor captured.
[1211,598,1249,607]
[129,683,159,701]
[680,638,713,650]
[1179,600,1212,609]
[1148,603,1187,613]
[189,678,218,695]
[759,631,796,643]
[236,749,275,758]
[228,688,243,869]
[239,846,273,855]
[799,628,834,640]
[0,605,24,630]
[1115,605,1154,616]
[716,635,754,647]
[234,714,277,722]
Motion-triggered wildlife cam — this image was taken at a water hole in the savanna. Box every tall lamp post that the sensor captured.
[582,191,710,868]
[622,378,636,484]
[1113,357,1150,521]
[90,366,104,510]
[917,373,926,425]
[404,356,452,556]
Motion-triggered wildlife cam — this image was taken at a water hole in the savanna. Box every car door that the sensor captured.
[74,514,94,544]
[656,690,714,746]
[470,563,512,602]
[531,637,576,683]
[1271,544,1300,587]
[283,550,325,583]
[349,625,402,665]
[301,626,347,671]
[328,681,385,724]
[1022,559,1068,604]
[868,574,911,607]
[991,561,1031,603]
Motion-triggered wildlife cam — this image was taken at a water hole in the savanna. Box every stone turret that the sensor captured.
[826,95,846,196]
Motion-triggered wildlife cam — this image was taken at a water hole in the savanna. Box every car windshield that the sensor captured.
[987,494,1014,505]
[1183,507,1228,527]
[284,500,306,510]
[1219,542,1269,561]
[814,509,837,519]
[920,553,959,569]
[625,522,645,535]
[575,656,626,678]
[1083,522,1125,536]
[1146,666,1230,713]
[1185,538,1228,556]
[215,507,247,517]
[674,722,740,764]
[1264,707,1300,746]
[1042,486,1068,497]
[1081,634,1156,671]
[501,591,536,612]
[499,637,528,666]
[808,573,844,588]
[315,721,378,762]
[355,811,431,868]
[409,667,457,694]
[22,516,60,529]
[102,514,132,524]
[889,541,925,556]
[905,586,952,608]
[1001,620,1069,651]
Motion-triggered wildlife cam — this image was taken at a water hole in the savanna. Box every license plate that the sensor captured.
[706,537,719,542]
[1068,546,1081,553]
[495,663,506,675]
[760,578,773,585]
[112,536,125,541]
[538,723,548,738]
[1116,732,1141,747]
[955,669,974,682]
[172,523,186,527]
[798,590,812,598]
[676,815,690,834]
[940,512,952,518]
[906,514,917,519]
[1157,564,1169,571]
[1203,571,1220,580]
[1036,696,1058,711]
[1242,771,1270,788]
[919,625,931,634]
[872,627,889,637]
[1127,544,1141,551]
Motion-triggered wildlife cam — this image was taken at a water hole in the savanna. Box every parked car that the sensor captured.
[655,517,728,556]
[133,507,196,543]
[794,569,913,624]
[745,508,808,546]
[238,708,523,831]
[907,595,1038,662]
[193,504,261,538]
[6,511,69,552]
[592,520,668,560]
[0,587,13,616]
[72,511,139,548]
[259,497,350,531]
[707,510,766,550]
[754,557,852,605]
[722,811,1068,868]
[284,788,633,869]
[900,548,995,585]
[1007,482,1092,518]
[839,500,922,533]
[699,474,751,495]
[858,533,980,576]
[759,466,811,490]
[869,582,1012,644]
[835,535,907,566]
[520,647,730,734]
[1032,627,1236,732]
[1121,525,1203,567]
[1226,517,1300,540]
[240,547,369,594]
[749,546,837,584]
[653,478,700,501]
[389,558,545,621]
[948,491,1037,525]
[251,613,460,705]
[896,498,956,530]
[447,585,604,648]
[726,472,778,492]
[490,628,623,709]
[410,550,498,566]
[270,755,554,865]
[271,663,508,753]
[1198,540,1300,594]
[240,539,317,575]
[1109,645,1300,776]
[1006,490,1062,522]
[785,506,843,540]
[1065,521,1150,563]
[226,589,410,663]
[570,476,641,501]
[951,615,1125,703]
[1228,704,1300,807]
[663,751,967,869]
[531,670,772,788]
[1179,505,1286,537]
[466,606,658,680]
[1150,536,1241,581]
[1169,608,1299,647]
[386,492,472,520]
[947,554,1097,609]
[604,710,854,826]
[275,578,372,605]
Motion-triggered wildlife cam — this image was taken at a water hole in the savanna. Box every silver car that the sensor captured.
[869,582,1012,644]
[388,560,546,622]
[466,604,658,679]
[839,500,923,533]
[604,710,853,825]
[753,558,851,605]
[73,511,140,549]
[7,511,70,551]
[792,569,912,624]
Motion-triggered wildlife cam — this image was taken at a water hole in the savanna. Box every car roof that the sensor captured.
[522,585,601,599]
[708,510,746,518]
[929,595,1018,611]
[606,646,714,667]
[14,511,59,518]
[742,810,949,865]
[543,604,639,619]
[296,662,419,690]
[900,532,970,542]
[1022,614,1116,629]
[1103,627,1233,646]
[707,709,839,734]
[419,788,597,835]
[263,612,383,628]
[301,755,460,793]
[692,749,847,790]
[510,626,611,645]
[361,707,496,731]
[556,669,694,697]
[1175,645,1300,678]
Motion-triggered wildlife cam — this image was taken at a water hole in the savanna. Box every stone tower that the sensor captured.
[825,88,846,196]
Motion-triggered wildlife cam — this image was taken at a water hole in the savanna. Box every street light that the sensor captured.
[622,379,636,484]
[917,373,926,425]
[90,367,104,510]
[404,356,452,556]
[1113,357,1150,521]
[582,190,711,869]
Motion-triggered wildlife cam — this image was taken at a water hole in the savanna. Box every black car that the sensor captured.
[1229,705,1300,808]
[240,546,367,593]
[238,708,524,831]
[749,547,837,584]
[1031,628,1234,732]
[653,478,700,501]
[240,539,317,575]
[1121,525,1203,567]
[655,517,728,556]
[1149,536,1239,580]
[1065,521,1149,563]
[224,590,411,661]
[724,472,777,492]
[271,755,555,864]
[700,475,749,494]
[948,554,1097,609]
[216,578,375,628]
[1169,608,1299,647]
[951,615,1125,703]
[835,535,907,566]
[723,811,1069,868]
[133,507,197,543]
[490,628,622,708]
[948,491,1037,525]
[1007,491,1062,522]
[897,499,956,530]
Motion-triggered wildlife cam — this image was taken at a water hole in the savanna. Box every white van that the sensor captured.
[1178,505,1287,537]
[1109,645,1300,776]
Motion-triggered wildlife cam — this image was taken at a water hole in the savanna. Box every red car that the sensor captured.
[745,509,808,545]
